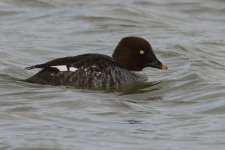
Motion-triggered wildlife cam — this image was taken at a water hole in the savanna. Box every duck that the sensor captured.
[25,36,167,89]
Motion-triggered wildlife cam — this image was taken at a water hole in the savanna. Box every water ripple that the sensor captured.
[1,0,225,149]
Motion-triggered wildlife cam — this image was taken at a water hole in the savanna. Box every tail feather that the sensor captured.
[25,63,45,70]
[25,65,37,70]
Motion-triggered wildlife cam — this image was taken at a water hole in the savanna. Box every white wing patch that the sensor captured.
[51,65,79,72]
[70,67,78,72]
[52,65,68,71]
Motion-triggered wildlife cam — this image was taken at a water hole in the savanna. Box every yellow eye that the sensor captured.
[139,50,144,55]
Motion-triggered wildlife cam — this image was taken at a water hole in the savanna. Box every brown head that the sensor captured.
[112,37,167,71]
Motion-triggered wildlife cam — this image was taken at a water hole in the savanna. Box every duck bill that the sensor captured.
[147,60,168,71]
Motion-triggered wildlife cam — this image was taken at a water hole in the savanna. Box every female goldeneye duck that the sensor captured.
[25,37,167,89]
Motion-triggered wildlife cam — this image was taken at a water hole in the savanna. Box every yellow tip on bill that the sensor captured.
[162,64,168,71]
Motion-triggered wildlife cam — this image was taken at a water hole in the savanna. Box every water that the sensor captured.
[0,0,225,149]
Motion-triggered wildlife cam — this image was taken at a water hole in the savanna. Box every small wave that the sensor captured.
[3,0,56,9]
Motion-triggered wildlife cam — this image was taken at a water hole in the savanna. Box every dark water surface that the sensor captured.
[1,0,225,149]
